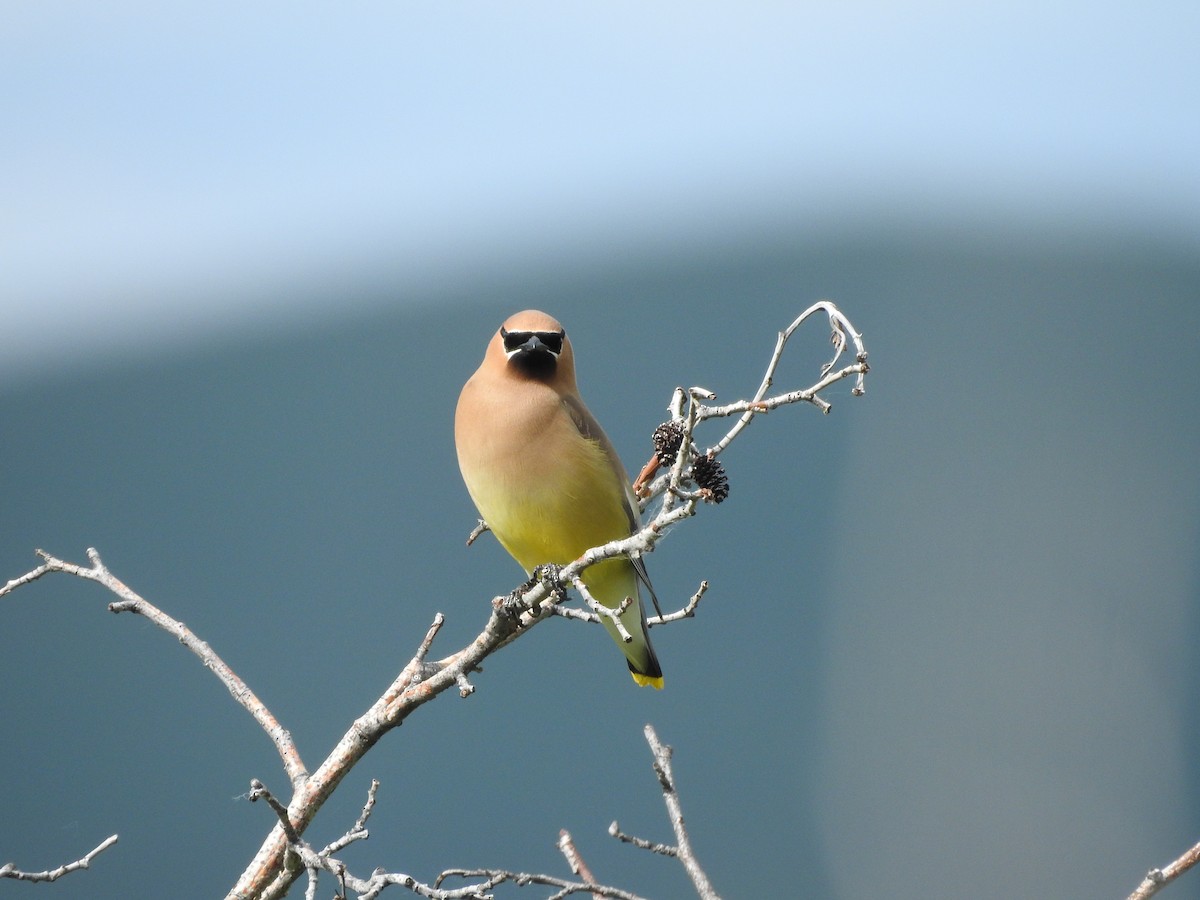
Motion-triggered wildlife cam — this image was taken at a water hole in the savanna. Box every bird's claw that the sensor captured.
[533,563,567,604]
[496,563,565,620]
[497,587,529,619]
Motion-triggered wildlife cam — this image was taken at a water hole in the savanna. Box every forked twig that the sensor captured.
[609,725,721,900]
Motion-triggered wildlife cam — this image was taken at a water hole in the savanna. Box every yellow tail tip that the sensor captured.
[631,672,665,689]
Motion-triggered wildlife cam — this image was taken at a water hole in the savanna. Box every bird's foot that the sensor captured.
[496,564,567,620]
[532,563,567,606]
[497,584,530,618]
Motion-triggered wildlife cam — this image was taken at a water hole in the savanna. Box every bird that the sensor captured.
[454,310,664,688]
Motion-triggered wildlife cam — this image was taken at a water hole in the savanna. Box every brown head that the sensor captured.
[482,309,577,391]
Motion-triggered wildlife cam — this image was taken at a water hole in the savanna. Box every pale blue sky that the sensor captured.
[2,2,1197,380]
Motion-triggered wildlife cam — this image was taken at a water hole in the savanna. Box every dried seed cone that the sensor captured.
[652,421,685,465]
[690,452,729,503]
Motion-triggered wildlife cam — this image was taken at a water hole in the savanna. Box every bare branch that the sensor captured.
[3,548,308,788]
[321,780,378,856]
[634,301,866,515]
[569,574,634,642]
[243,779,502,899]
[546,602,602,624]
[439,869,649,900]
[1127,839,1200,900]
[703,300,866,457]
[641,725,720,900]
[465,520,490,547]
[259,818,653,900]
[406,614,447,690]
[0,834,119,883]
[233,579,546,898]
[245,780,519,900]
[454,672,476,698]
[646,581,708,627]
[612,725,721,900]
[551,579,706,630]
[0,551,58,597]
[557,830,604,900]
[607,823,675,858]
[248,780,301,844]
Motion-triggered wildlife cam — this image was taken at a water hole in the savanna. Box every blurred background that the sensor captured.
[2,3,1198,898]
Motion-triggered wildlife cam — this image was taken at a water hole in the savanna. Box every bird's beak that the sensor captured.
[515,334,550,355]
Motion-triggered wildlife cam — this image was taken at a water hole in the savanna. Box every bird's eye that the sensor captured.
[501,328,531,352]
[540,330,565,354]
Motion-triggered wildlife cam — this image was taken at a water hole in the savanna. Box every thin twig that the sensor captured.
[320,779,378,856]
[699,360,867,427]
[646,581,708,626]
[3,548,308,788]
[248,780,300,844]
[569,575,634,643]
[439,869,649,900]
[608,822,676,858]
[0,834,119,882]
[465,520,490,547]
[405,614,446,690]
[546,603,601,624]
[705,300,867,458]
[0,555,57,597]
[647,724,720,900]
[634,301,867,512]
[606,725,722,899]
[558,830,604,900]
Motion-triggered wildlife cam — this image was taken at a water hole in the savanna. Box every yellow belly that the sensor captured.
[464,430,635,609]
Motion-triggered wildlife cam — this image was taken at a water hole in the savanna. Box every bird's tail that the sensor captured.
[629,659,664,690]
[620,605,664,689]
[588,559,665,689]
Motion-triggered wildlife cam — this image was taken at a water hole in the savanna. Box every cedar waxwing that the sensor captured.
[455,310,664,688]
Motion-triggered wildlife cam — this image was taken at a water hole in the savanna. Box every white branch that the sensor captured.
[0,834,119,883]
[1,548,308,788]
[610,725,721,900]
[243,785,655,900]
[569,574,634,642]
[703,300,866,457]
[438,869,649,900]
[646,581,708,626]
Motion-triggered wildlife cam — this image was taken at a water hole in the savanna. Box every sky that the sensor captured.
[2,4,1199,900]
[2,2,1197,378]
